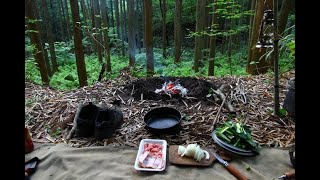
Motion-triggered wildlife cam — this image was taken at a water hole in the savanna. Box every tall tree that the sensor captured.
[42,0,58,73]
[246,0,273,75]
[278,0,294,36]
[123,0,128,41]
[70,0,88,87]
[80,0,95,53]
[248,0,256,46]
[208,0,218,76]
[193,0,206,72]
[100,0,112,72]
[120,0,125,56]
[174,0,182,63]
[114,0,121,39]
[33,0,52,77]
[144,0,154,76]
[63,0,72,40]
[159,0,167,58]
[110,0,116,34]
[93,0,103,63]
[25,0,49,85]
[57,0,66,41]
[135,0,141,51]
[128,0,136,66]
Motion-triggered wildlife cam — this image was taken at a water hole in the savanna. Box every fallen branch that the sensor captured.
[210,92,230,132]
[66,104,82,140]
[211,86,235,114]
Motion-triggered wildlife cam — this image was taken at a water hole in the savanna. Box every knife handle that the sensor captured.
[225,163,249,180]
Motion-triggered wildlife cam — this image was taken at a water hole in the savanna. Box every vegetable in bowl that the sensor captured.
[215,121,259,153]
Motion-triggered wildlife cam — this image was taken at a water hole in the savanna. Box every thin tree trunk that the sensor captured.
[160,0,167,58]
[49,0,58,42]
[70,0,88,87]
[81,0,93,53]
[63,0,72,40]
[25,0,49,85]
[114,0,120,39]
[120,0,125,56]
[93,0,103,63]
[135,0,140,51]
[246,0,273,75]
[33,0,52,77]
[123,0,127,42]
[208,0,217,76]
[144,0,154,76]
[110,0,116,34]
[60,0,68,40]
[100,0,112,72]
[42,0,58,73]
[194,0,206,72]
[227,35,233,75]
[278,0,294,36]
[57,0,66,41]
[128,0,136,66]
[142,0,145,50]
[174,0,182,63]
[248,0,256,45]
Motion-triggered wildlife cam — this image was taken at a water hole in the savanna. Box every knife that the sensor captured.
[210,149,249,180]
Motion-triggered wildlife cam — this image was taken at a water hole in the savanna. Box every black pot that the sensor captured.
[144,107,182,134]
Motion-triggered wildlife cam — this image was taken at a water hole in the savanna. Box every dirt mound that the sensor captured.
[124,77,217,101]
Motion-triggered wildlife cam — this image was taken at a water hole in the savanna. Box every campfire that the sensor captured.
[155,81,188,97]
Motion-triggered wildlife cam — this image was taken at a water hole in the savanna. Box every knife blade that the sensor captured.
[210,149,249,180]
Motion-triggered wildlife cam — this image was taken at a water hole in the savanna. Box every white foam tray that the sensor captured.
[134,139,167,171]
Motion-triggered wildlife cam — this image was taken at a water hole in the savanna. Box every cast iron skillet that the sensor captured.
[144,107,182,134]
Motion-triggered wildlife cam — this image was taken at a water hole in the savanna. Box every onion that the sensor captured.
[178,146,186,155]
[203,150,210,160]
[181,144,197,157]
[179,144,210,162]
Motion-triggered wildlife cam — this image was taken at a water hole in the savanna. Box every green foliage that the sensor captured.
[25,59,42,84]
[51,127,61,137]
[189,0,253,38]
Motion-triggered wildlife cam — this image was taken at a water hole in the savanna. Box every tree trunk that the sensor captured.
[57,0,66,41]
[32,0,52,77]
[174,0,182,63]
[123,0,127,42]
[110,0,116,34]
[93,0,103,63]
[144,0,154,76]
[63,0,72,40]
[100,0,112,72]
[227,35,233,75]
[135,0,140,51]
[208,0,217,76]
[278,0,294,36]
[160,0,167,59]
[120,0,125,56]
[128,0,136,66]
[114,0,121,40]
[80,0,94,53]
[246,0,273,75]
[248,0,256,47]
[42,0,58,73]
[70,0,88,87]
[25,0,49,85]
[193,0,206,72]
[139,1,146,50]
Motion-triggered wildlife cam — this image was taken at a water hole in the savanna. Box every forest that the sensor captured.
[25,0,295,90]
[25,1,296,178]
